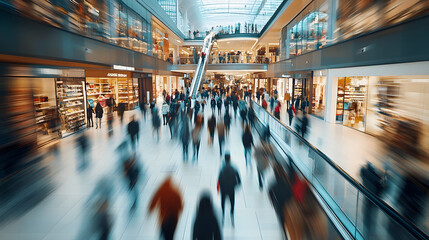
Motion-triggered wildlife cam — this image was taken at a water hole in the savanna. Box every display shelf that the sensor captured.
[66,109,84,116]
[63,96,84,101]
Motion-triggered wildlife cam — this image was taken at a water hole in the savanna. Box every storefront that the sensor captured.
[312,70,327,119]
[85,69,138,111]
[335,76,368,131]
[0,66,86,144]
[152,22,169,61]
[334,74,429,152]
[56,77,86,137]
[291,71,313,113]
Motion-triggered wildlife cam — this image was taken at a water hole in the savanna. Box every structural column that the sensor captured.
[325,70,338,123]
[173,45,179,64]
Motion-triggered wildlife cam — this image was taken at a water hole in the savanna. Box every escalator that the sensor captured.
[189,31,216,104]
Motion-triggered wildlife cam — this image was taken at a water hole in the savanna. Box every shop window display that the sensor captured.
[56,78,86,136]
[312,72,326,119]
[285,0,328,59]
[336,77,368,131]
[33,78,61,144]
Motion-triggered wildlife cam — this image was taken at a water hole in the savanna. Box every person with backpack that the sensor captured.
[217,153,241,226]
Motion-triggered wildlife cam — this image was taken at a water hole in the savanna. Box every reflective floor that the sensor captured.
[0,105,284,240]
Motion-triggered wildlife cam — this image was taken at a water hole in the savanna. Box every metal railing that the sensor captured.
[251,100,428,240]
[189,32,215,100]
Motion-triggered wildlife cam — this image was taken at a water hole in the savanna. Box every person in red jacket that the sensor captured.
[149,177,184,240]
[262,99,268,110]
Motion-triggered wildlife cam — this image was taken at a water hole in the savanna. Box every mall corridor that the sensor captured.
[0,105,285,240]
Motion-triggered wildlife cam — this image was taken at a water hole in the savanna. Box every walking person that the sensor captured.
[152,108,161,142]
[232,99,238,119]
[192,192,222,240]
[192,120,202,163]
[123,152,141,210]
[149,177,184,240]
[242,125,253,167]
[162,101,169,125]
[194,101,200,123]
[254,142,274,189]
[216,97,222,116]
[211,98,216,113]
[95,101,103,129]
[207,115,216,145]
[301,111,309,138]
[217,153,241,226]
[201,99,206,112]
[287,104,294,126]
[269,96,275,113]
[87,105,94,127]
[181,119,191,162]
[217,120,225,156]
[127,115,140,150]
[360,163,385,239]
[140,102,147,120]
[274,101,281,120]
[118,103,125,124]
[107,107,114,137]
[224,111,231,137]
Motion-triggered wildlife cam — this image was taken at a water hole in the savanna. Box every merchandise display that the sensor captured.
[336,77,368,131]
[56,78,86,135]
[86,76,138,110]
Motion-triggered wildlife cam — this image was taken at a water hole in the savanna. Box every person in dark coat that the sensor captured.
[181,119,191,161]
[76,132,90,170]
[301,111,309,138]
[239,107,247,125]
[123,153,141,210]
[224,111,231,136]
[127,115,140,150]
[140,102,147,120]
[287,104,294,126]
[247,107,255,127]
[217,153,241,226]
[118,103,126,124]
[268,166,292,237]
[216,98,222,116]
[294,97,301,112]
[262,124,270,143]
[152,108,161,142]
[242,125,253,167]
[95,102,103,129]
[360,162,384,239]
[210,98,216,113]
[87,105,95,127]
[207,115,216,145]
[194,101,200,123]
[192,192,222,240]
[201,99,206,112]
[232,99,238,118]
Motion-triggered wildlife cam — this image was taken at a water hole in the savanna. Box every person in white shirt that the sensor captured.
[161,102,169,125]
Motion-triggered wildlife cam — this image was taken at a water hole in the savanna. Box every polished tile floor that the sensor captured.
[0,106,284,240]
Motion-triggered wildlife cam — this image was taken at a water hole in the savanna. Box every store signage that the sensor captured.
[282,74,291,78]
[113,65,135,71]
[107,73,128,77]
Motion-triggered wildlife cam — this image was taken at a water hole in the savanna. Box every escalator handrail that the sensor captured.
[189,32,215,99]
[251,100,428,240]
